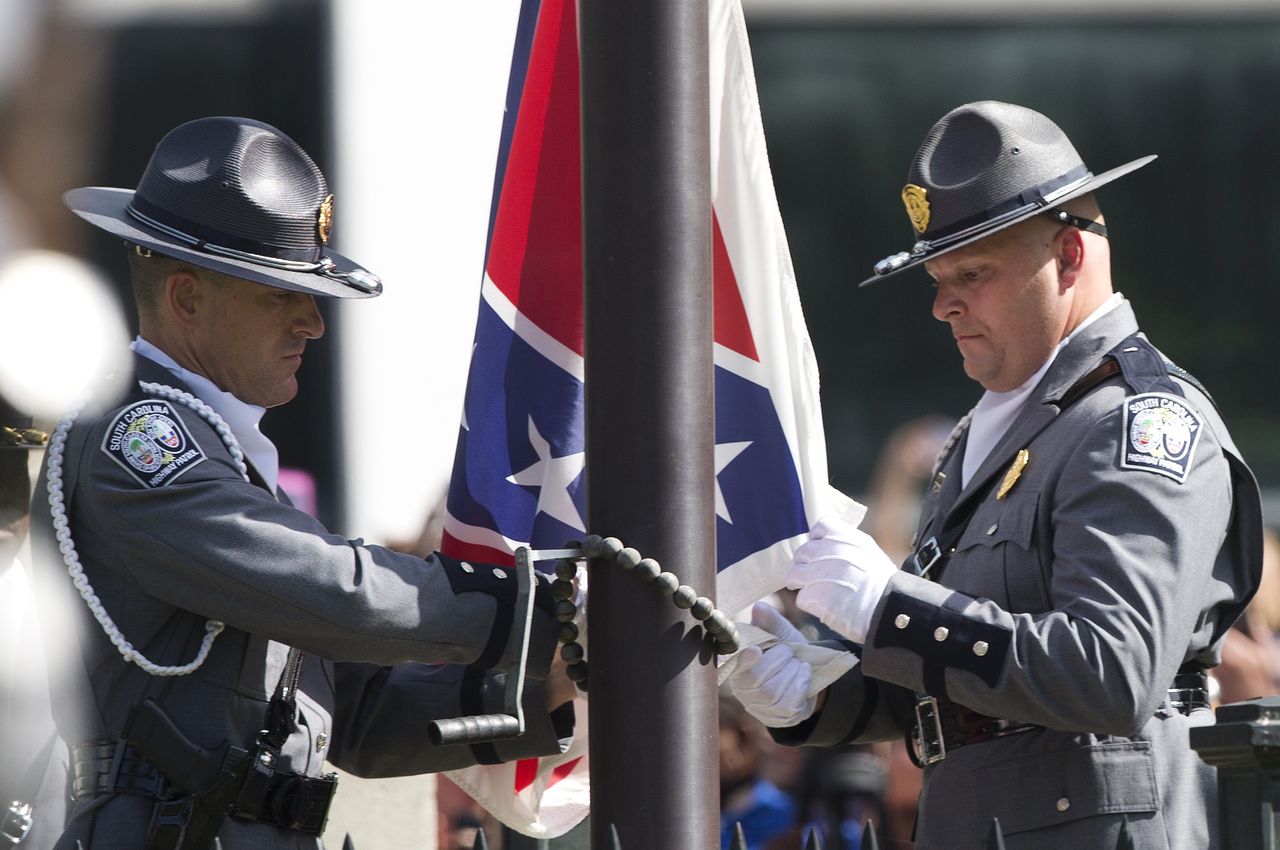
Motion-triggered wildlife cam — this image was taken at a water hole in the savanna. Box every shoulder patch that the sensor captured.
[100,399,206,488]
[1120,392,1204,484]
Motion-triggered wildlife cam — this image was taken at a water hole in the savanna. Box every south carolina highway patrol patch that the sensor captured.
[101,400,206,488]
[1120,392,1203,484]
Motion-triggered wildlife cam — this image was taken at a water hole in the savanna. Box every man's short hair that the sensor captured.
[126,247,239,320]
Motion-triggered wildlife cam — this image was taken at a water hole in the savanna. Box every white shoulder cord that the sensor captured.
[45,381,249,676]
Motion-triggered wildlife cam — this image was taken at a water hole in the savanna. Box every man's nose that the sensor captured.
[296,295,325,340]
[931,282,963,323]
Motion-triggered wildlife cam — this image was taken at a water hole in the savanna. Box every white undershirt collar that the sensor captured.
[131,336,280,493]
[961,292,1124,487]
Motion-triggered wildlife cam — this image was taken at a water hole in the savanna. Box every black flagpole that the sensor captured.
[580,0,717,847]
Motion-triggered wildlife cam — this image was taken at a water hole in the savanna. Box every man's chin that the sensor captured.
[264,386,299,409]
[253,376,300,409]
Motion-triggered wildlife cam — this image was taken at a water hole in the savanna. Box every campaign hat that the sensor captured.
[64,116,381,298]
[861,100,1155,286]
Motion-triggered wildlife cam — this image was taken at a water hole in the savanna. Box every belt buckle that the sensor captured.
[913,537,943,577]
[913,696,946,765]
[1,802,33,845]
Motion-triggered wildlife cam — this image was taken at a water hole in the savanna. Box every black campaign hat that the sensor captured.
[0,393,46,451]
[861,101,1155,287]
[64,116,382,299]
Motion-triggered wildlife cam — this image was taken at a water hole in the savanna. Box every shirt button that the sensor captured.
[972,641,989,657]
[894,614,911,630]
[1056,797,1070,813]
[933,627,949,641]
[315,732,328,753]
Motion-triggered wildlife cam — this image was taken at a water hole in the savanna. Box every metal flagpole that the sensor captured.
[580,0,717,847]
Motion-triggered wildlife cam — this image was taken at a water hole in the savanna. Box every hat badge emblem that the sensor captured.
[318,194,334,244]
[902,184,931,234]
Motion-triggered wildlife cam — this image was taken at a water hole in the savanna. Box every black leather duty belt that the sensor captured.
[910,696,1038,767]
[72,740,166,799]
[910,677,1212,767]
[71,739,335,836]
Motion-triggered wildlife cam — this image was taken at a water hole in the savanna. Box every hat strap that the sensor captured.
[1046,209,1108,238]
[128,195,323,268]
[125,198,382,295]
[923,165,1092,247]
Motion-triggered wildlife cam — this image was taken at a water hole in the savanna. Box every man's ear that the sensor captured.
[1056,227,1086,291]
[163,269,204,331]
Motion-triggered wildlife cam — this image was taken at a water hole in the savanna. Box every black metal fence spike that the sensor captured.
[471,827,489,850]
[1116,814,1136,850]
[729,822,748,850]
[861,818,881,850]
[342,835,356,850]
[803,825,824,850]
[986,817,1007,850]
[606,822,623,850]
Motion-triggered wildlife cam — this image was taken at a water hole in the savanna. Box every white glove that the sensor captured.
[785,516,898,644]
[725,603,817,727]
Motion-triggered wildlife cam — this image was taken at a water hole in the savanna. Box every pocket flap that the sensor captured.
[955,494,1037,553]
[973,741,1158,835]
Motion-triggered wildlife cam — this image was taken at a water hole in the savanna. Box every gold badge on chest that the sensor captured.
[996,449,1030,500]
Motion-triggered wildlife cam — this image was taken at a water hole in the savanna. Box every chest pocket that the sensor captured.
[948,494,1048,613]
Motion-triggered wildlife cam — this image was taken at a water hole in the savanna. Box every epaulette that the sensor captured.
[1162,357,1218,412]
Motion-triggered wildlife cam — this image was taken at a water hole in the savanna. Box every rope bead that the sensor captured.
[634,558,660,583]
[690,597,715,621]
[549,538,746,693]
[705,610,731,637]
[580,534,605,559]
[616,547,642,570]
[716,634,741,655]
[672,586,697,609]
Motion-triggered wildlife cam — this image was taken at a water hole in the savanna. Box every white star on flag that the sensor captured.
[506,416,587,531]
[714,440,752,523]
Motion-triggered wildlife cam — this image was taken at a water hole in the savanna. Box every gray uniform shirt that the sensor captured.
[776,303,1263,849]
[32,354,571,849]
